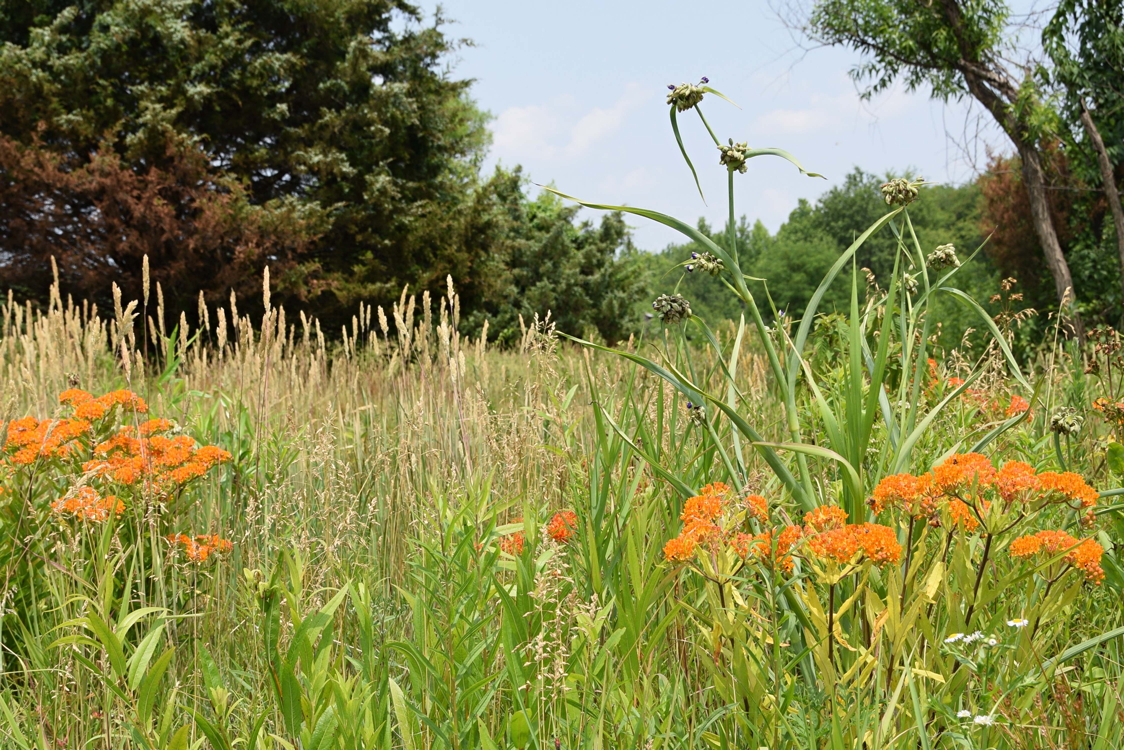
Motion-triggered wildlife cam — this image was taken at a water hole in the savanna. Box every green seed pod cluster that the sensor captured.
[686,401,707,425]
[1050,407,1084,436]
[927,244,961,271]
[652,293,692,324]
[902,273,918,296]
[687,251,724,276]
[718,139,749,174]
[880,178,920,206]
[666,81,706,112]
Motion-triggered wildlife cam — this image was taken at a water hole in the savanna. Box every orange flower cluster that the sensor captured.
[82,425,231,491]
[1005,395,1031,418]
[805,521,902,567]
[4,416,91,464]
[167,533,233,563]
[871,456,1099,528]
[1093,398,1124,426]
[499,520,526,556]
[50,487,124,522]
[803,505,848,533]
[1009,530,1104,583]
[996,461,1037,503]
[547,511,578,543]
[733,525,803,573]
[933,453,997,493]
[947,499,984,532]
[745,494,768,524]
[663,483,740,563]
[61,389,148,421]
[1037,471,1099,508]
[869,473,939,516]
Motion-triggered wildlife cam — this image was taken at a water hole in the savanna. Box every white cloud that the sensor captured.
[754,107,838,135]
[491,84,647,163]
[750,82,921,137]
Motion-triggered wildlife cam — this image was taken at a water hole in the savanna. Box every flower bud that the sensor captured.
[652,293,692,324]
[1050,407,1084,436]
[880,178,922,207]
[718,139,749,174]
[666,82,705,112]
[927,244,961,271]
[689,251,725,276]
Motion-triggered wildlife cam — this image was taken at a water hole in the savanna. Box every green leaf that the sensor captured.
[1107,443,1124,477]
[506,710,533,749]
[743,147,825,178]
[137,647,175,727]
[753,442,862,509]
[166,724,190,750]
[670,106,705,202]
[389,678,415,750]
[127,623,166,692]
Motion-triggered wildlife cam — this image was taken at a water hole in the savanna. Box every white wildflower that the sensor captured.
[944,633,964,643]
[1007,618,1029,628]
[973,715,995,726]
[957,710,972,718]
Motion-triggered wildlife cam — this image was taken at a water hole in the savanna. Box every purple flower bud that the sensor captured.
[691,252,699,259]
[686,264,694,272]
[668,84,675,90]
[686,402,694,409]
[701,77,709,83]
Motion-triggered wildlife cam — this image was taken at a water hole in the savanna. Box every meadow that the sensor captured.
[4,86,1124,750]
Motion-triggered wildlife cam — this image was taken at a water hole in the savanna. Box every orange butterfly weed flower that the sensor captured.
[933,453,996,494]
[5,417,91,463]
[139,418,174,436]
[547,511,578,543]
[804,505,848,533]
[50,487,125,522]
[74,401,109,421]
[168,533,233,563]
[682,493,726,524]
[698,482,731,497]
[947,499,984,532]
[1005,395,1030,418]
[97,390,148,413]
[500,533,525,556]
[870,473,924,514]
[737,525,802,573]
[851,523,902,566]
[1067,539,1105,584]
[806,526,861,564]
[664,518,724,563]
[59,389,94,406]
[1036,471,1098,508]
[996,461,1038,504]
[1009,530,1104,583]
[744,494,768,524]
[664,534,698,562]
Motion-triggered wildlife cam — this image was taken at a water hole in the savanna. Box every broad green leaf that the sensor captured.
[1107,443,1124,477]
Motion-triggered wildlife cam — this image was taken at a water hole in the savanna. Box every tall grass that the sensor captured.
[3,83,1124,747]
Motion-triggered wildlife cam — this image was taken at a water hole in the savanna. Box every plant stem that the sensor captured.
[964,533,994,628]
[828,582,836,664]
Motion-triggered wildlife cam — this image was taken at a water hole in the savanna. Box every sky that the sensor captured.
[416,0,1020,251]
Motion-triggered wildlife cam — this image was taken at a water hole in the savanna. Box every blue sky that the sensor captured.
[419,0,1020,251]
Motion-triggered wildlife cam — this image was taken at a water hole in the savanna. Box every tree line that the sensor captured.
[0,0,1121,344]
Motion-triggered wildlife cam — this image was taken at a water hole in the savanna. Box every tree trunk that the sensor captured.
[1080,101,1124,306]
[1016,141,1084,339]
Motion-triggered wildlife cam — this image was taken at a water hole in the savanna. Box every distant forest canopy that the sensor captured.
[0,0,1121,346]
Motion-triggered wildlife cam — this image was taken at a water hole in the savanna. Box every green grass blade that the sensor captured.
[670,105,705,202]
